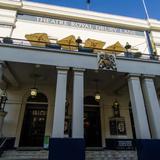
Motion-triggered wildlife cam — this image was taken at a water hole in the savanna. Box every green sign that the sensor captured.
[43,136,50,149]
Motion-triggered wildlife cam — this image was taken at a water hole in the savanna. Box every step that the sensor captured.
[0,150,48,160]
[0,150,138,160]
[86,150,137,160]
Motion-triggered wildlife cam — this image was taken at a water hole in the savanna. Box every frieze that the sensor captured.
[17,14,144,36]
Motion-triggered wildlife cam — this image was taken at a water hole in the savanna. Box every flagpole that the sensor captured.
[141,0,157,55]
[87,3,90,10]
[141,0,150,20]
[86,0,90,10]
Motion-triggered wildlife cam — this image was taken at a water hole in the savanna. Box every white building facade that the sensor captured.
[0,1,160,160]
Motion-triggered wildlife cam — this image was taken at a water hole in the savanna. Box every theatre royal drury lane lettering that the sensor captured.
[18,14,144,36]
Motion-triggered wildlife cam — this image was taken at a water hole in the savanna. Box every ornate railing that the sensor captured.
[0,37,159,61]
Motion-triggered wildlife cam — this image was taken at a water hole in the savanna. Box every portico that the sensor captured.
[0,52,160,159]
[0,59,159,146]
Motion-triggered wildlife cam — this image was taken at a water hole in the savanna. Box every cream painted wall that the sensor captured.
[101,94,133,146]
[0,26,13,37]
[3,82,133,147]
[12,20,149,54]
[3,84,56,147]
[0,8,17,37]
[85,89,133,147]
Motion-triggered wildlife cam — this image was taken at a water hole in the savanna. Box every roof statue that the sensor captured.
[57,35,77,50]
[105,41,126,53]
[84,38,105,52]
[25,33,50,47]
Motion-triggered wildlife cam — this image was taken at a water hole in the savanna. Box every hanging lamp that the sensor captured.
[95,79,100,101]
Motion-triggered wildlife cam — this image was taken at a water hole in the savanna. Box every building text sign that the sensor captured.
[18,14,144,37]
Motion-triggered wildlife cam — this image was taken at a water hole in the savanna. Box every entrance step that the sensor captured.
[0,150,48,160]
[86,150,138,160]
[0,150,137,160]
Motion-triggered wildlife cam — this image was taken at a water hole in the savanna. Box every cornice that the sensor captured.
[1,0,160,31]
[148,19,160,31]
[21,1,149,30]
[0,0,22,9]
[0,8,17,26]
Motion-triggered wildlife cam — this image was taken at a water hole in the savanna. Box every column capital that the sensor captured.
[56,66,69,71]
[127,73,141,80]
[73,68,85,76]
[56,66,69,75]
[73,68,85,72]
[142,74,155,79]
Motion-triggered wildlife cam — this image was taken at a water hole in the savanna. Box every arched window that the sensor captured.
[19,92,48,147]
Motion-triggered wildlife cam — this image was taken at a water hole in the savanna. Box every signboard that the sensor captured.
[17,14,144,37]
[105,139,136,150]
[43,136,50,149]
[109,118,126,135]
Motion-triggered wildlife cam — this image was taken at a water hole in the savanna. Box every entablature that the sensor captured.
[0,43,160,76]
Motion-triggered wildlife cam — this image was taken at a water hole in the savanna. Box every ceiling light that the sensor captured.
[30,88,37,97]
[94,79,101,101]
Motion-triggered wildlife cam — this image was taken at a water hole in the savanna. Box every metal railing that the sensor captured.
[0,37,160,61]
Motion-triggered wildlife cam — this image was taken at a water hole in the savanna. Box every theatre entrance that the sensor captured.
[84,96,102,147]
[19,93,48,147]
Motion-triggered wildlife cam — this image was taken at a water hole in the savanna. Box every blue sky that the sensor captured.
[27,0,160,20]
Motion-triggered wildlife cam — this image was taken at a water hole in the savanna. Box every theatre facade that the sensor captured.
[0,0,160,160]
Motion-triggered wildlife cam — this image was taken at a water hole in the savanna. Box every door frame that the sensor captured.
[15,92,49,148]
[84,104,102,147]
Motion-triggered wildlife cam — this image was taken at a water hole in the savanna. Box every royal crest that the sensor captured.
[98,53,117,71]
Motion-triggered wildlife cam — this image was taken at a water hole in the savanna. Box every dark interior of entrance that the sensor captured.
[19,93,48,147]
[84,96,102,147]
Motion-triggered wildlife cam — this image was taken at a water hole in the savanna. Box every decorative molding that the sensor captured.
[98,53,117,71]
[0,0,22,9]
[0,9,17,26]
[1,0,160,31]
[22,1,149,30]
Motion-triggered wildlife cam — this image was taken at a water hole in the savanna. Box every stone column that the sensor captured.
[72,68,85,138]
[52,67,69,138]
[142,75,160,139]
[0,62,7,137]
[0,62,4,84]
[0,111,7,137]
[128,74,151,139]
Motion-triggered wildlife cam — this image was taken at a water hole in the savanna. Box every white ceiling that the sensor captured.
[5,61,160,96]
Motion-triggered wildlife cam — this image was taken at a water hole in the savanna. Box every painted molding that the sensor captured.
[0,0,160,31]
[0,44,160,76]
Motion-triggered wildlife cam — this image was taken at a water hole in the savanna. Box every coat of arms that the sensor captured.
[98,53,117,71]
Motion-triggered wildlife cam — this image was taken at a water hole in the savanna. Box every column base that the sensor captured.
[136,139,160,160]
[49,138,85,160]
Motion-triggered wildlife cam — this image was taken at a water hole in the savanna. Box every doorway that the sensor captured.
[84,96,102,147]
[19,93,48,147]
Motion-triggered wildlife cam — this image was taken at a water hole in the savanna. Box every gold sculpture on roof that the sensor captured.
[105,41,126,53]
[25,33,50,47]
[57,35,77,50]
[84,38,105,49]
[84,38,105,53]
